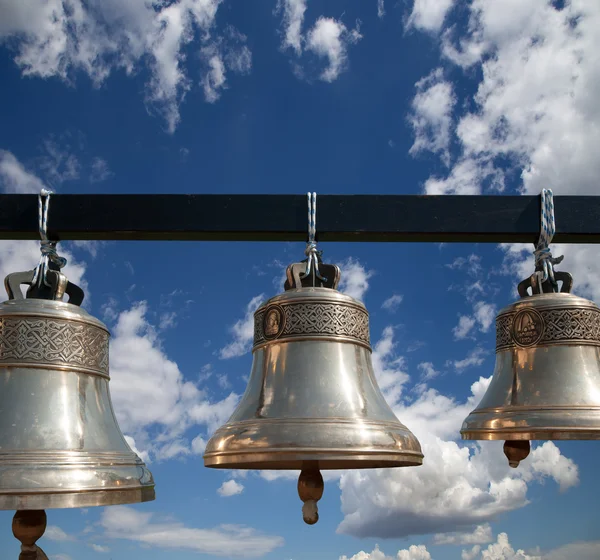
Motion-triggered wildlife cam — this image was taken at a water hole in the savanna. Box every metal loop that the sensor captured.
[31,189,67,289]
[300,192,327,285]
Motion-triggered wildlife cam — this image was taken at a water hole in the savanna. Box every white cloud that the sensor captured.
[448,346,487,373]
[340,545,389,560]
[371,326,410,407]
[276,0,307,54]
[417,362,439,381]
[446,254,483,278]
[377,0,385,19]
[520,441,580,494]
[219,294,265,359]
[306,17,362,82]
[337,328,578,540]
[109,301,239,461]
[434,523,493,545]
[37,137,80,185]
[90,157,112,183]
[500,242,600,304]
[218,479,244,497]
[276,3,362,83]
[0,0,251,133]
[338,258,375,302]
[542,540,600,560]
[50,555,72,560]
[462,547,482,560]
[397,545,432,560]
[406,0,456,32]
[100,506,284,557]
[412,2,600,199]
[340,543,432,560]
[90,544,110,553]
[340,544,432,560]
[453,315,476,340]
[0,149,46,193]
[382,293,403,312]
[473,301,495,332]
[45,525,75,542]
[453,301,496,340]
[409,68,456,165]
[474,532,539,560]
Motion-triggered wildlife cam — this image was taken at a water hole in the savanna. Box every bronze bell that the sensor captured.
[0,267,155,511]
[461,270,600,467]
[204,259,423,524]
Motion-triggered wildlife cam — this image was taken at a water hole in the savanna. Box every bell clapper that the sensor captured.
[298,468,324,525]
[503,440,531,468]
[12,510,49,560]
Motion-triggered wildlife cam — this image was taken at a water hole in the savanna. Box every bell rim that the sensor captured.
[203,449,424,470]
[0,486,156,511]
[461,405,600,440]
[461,428,600,440]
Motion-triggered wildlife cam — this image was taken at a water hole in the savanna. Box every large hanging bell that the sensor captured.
[461,270,600,467]
[0,268,155,510]
[204,259,423,524]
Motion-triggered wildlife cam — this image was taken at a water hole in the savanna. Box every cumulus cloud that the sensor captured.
[45,525,75,542]
[500,242,600,304]
[218,479,244,497]
[340,544,432,560]
[434,523,493,546]
[0,0,251,132]
[89,157,113,183]
[411,2,600,199]
[276,0,307,54]
[473,532,539,560]
[306,17,362,82]
[447,346,487,373]
[219,294,265,359]
[382,294,403,312]
[275,1,362,82]
[337,327,578,540]
[409,68,456,165]
[406,0,456,32]
[100,506,284,557]
[338,257,375,302]
[0,150,46,193]
[109,301,239,461]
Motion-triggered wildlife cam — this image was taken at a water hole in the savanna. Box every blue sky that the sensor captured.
[0,1,599,559]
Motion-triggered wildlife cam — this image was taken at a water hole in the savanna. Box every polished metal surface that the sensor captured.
[461,279,600,443]
[204,266,423,471]
[0,272,155,510]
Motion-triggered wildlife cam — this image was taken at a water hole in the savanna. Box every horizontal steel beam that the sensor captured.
[0,194,598,243]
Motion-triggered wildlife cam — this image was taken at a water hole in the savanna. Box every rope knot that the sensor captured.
[533,188,563,291]
[301,192,327,284]
[31,189,68,288]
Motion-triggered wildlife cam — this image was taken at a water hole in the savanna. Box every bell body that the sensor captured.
[0,297,155,510]
[461,291,600,441]
[204,287,423,470]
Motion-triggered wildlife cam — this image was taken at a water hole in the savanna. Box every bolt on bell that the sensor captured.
[204,259,423,524]
[461,270,600,467]
[0,268,155,510]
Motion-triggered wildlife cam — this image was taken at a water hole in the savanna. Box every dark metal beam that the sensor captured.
[0,194,598,243]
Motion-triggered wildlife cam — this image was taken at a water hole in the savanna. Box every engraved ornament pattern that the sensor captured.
[0,317,109,375]
[254,302,370,347]
[496,306,600,351]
